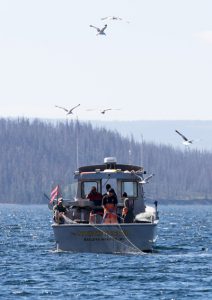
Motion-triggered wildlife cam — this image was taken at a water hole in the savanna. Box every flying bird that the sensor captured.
[89,24,107,35]
[131,171,155,184]
[55,104,80,115]
[175,130,193,146]
[101,16,122,21]
[101,16,130,23]
[86,108,121,114]
[101,108,121,114]
[139,174,155,184]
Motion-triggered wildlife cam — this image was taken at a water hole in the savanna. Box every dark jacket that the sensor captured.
[87,191,102,206]
[54,203,67,213]
[102,194,118,206]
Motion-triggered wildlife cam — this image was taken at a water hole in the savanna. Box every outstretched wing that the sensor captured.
[86,108,97,111]
[101,16,122,21]
[175,130,188,141]
[101,108,121,114]
[139,174,155,184]
[144,174,155,183]
[55,105,69,112]
[90,25,100,32]
[70,104,80,112]
[101,108,112,114]
[101,24,107,33]
[101,16,110,20]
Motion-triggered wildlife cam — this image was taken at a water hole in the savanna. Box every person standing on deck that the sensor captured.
[122,192,134,223]
[86,186,103,223]
[102,188,118,224]
[86,186,102,206]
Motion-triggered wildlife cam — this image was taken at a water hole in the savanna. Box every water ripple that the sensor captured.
[0,204,211,299]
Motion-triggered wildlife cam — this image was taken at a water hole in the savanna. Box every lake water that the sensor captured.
[0,204,211,299]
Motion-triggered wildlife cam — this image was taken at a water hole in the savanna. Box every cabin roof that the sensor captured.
[78,164,143,173]
[75,164,144,180]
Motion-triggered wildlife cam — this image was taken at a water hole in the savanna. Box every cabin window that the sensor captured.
[121,181,138,197]
[81,181,99,198]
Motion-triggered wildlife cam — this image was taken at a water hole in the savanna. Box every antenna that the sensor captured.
[128,149,132,165]
[140,133,144,166]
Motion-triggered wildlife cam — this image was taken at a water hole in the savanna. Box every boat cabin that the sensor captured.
[57,157,145,222]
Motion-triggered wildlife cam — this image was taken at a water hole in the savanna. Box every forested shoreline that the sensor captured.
[0,118,212,204]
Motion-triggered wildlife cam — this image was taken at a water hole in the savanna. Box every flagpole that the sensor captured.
[57,185,60,202]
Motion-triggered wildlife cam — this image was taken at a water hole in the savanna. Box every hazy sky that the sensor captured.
[1,0,212,121]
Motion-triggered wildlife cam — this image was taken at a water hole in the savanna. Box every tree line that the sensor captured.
[0,118,211,204]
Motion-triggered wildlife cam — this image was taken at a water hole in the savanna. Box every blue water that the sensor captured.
[0,204,211,300]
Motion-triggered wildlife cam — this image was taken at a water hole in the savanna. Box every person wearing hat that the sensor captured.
[53,197,67,224]
[102,188,118,224]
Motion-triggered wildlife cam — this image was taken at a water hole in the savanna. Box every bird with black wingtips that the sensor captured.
[175,129,193,146]
[86,108,121,114]
[89,24,107,35]
[101,16,130,23]
[139,174,155,184]
[101,16,122,21]
[55,104,80,115]
[100,108,121,114]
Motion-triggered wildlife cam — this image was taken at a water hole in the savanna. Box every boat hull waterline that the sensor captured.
[52,222,158,253]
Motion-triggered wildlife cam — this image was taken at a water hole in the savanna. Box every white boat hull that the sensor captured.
[52,222,158,253]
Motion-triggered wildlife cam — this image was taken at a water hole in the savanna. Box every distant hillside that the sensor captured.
[0,118,212,203]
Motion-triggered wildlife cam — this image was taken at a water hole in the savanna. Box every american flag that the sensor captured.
[49,185,60,204]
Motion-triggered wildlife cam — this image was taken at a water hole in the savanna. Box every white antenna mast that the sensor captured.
[140,133,144,166]
[128,149,132,165]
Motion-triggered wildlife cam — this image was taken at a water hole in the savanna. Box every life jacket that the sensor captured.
[122,207,128,216]
[102,204,118,224]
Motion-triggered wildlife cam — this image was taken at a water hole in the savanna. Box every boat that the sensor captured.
[49,157,159,254]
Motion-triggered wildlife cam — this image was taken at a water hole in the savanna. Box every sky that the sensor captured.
[0,0,212,121]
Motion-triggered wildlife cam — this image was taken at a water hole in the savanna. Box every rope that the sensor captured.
[62,215,145,254]
[116,222,146,254]
[102,212,146,254]
[102,175,111,189]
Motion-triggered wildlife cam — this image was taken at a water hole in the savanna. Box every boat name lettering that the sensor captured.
[73,230,128,237]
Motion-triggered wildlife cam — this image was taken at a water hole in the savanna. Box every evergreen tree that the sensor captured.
[0,118,211,203]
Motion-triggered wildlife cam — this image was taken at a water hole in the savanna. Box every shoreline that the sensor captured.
[1,199,212,205]
[146,199,212,205]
